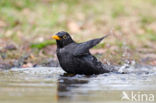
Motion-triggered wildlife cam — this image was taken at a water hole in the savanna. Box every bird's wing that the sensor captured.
[73,34,109,56]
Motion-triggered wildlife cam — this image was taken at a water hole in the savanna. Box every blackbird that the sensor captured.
[52,31,117,75]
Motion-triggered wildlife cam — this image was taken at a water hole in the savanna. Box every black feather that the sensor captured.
[54,31,116,75]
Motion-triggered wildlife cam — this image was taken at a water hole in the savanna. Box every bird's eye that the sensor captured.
[63,35,67,39]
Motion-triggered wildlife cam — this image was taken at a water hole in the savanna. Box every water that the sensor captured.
[0,65,156,103]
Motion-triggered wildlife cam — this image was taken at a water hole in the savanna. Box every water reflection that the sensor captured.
[56,68,156,103]
[57,73,90,99]
[0,66,156,103]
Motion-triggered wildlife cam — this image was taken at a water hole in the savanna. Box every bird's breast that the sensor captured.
[57,48,75,72]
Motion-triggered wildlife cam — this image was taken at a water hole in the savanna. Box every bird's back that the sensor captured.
[57,43,110,75]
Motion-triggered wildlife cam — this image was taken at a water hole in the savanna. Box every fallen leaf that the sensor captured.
[0,20,7,27]
[22,63,33,68]
[67,21,81,33]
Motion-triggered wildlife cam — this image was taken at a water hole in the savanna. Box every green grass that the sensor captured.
[111,4,126,18]
[31,40,56,49]
[145,29,156,41]
[141,16,156,25]
[94,43,106,49]
[0,0,156,62]
[0,0,36,10]
[115,25,122,30]
[137,29,156,42]
[116,41,124,48]
[147,0,156,5]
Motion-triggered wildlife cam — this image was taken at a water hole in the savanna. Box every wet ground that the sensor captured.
[0,65,156,103]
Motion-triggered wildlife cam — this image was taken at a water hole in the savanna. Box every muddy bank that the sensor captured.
[0,43,156,70]
[0,46,59,69]
[0,42,59,69]
[0,57,59,70]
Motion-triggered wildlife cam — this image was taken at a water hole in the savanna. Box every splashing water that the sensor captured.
[0,64,156,103]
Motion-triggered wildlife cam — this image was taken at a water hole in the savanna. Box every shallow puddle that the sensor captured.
[0,66,156,103]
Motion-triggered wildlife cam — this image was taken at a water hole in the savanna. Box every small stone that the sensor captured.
[22,63,33,68]
[5,44,17,51]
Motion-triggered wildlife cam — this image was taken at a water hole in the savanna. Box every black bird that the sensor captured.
[52,31,117,75]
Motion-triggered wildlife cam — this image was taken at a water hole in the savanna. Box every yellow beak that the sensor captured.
[52,35,61,40]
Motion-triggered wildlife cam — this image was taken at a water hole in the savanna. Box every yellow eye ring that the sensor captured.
[63,35,66,39]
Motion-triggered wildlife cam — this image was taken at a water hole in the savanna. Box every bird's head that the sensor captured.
[52,31,74,48]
